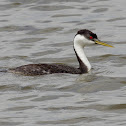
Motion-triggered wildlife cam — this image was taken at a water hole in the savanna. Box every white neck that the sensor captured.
[74,35,91,72]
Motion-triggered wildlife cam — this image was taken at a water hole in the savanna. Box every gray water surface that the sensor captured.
[0,0,126,126]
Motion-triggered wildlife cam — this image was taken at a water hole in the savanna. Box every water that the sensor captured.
[0,0,126,126]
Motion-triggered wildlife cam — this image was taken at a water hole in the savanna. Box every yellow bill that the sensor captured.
[95,40,114,48]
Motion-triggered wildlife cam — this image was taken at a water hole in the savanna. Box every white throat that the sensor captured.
[74,35,91,72]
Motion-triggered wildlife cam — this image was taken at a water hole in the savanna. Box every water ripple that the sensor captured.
[0,0,126,126]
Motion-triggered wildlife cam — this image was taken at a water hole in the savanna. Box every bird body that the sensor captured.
[9,63,81,76]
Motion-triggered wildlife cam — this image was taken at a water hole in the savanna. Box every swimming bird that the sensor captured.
[9,29,113,75]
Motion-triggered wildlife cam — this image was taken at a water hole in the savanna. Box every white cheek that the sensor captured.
[74,34,84,41]
[87,40,95,45]
[74,34,95,46]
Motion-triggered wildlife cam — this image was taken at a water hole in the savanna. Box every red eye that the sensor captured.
[89,36,93,39]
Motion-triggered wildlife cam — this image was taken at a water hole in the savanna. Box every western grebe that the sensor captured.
[9,29,113,75]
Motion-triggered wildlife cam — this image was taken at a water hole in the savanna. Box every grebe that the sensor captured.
[9,29,113,75]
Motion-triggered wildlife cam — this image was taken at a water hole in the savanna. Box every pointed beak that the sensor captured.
[94,39,114,48]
